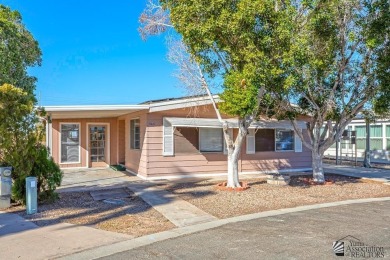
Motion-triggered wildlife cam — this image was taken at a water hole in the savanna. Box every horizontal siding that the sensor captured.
[241,161,312,171]
[147,165,227,175]
[148,160,227,168]
[140,107,312,177]
[147,154,227,162]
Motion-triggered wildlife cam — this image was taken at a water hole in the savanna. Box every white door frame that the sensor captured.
[86,123,110,168]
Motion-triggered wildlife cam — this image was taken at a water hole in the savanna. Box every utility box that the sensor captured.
[0,167,12,209]
[26,177,38,215]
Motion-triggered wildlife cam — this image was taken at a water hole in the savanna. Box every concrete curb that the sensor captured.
[58,196,390,260]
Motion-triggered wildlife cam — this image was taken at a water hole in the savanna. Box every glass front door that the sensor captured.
[89,125,107,167]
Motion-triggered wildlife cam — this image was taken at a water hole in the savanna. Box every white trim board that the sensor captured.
[128,168,313,181]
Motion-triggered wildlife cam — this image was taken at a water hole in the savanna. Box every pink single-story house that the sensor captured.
[44,95,312,180]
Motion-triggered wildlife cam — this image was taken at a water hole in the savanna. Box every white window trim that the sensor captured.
[86,122,110,168]
[130,118,141,150]
[198,128,224,153]
[250,128,297,153]
[59,122,81,164]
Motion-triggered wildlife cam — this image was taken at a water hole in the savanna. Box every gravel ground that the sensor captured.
[162,174,390,219]
[6,189,175,237]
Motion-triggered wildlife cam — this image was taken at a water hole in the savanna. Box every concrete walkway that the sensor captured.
[324,163,390,183]
[0,212,37,236]
[60,168,218,227]
[59,168,143,192]
[127,183,218,227]
[0,212,131,260]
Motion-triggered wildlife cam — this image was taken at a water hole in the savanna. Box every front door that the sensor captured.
[89,125,108,167]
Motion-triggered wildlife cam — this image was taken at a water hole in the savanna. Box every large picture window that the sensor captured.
[255,129,275,152]
[199,128,223,152]
[130,119,140,149]
[275,129,294,151]
[60,123,80,163]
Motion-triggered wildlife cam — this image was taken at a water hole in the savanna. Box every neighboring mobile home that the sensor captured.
[45,95,312,180]
[325,118,390,162]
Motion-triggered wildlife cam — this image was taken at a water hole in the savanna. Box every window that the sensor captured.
[355,125,383,150]
[255,129,275,152]
[60,123,80,163]
[275,129,294,151]
[386,125,390,150]
[174,127,199,154]
[355,125,366,149]
[370,125,383,150]
[130,119,140,149]
[199,128,223,152]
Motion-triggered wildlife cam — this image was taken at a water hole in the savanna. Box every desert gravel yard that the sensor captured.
[6,190,175,237]
[161,174,390,219]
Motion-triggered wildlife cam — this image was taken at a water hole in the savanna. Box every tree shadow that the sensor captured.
[288,173,361,189]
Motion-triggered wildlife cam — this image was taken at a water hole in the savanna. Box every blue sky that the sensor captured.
[1,0,184,105]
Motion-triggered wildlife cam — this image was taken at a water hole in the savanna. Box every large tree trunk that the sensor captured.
[363,120,371,168]
[312,148,325,183]
[223,121,246,188]
[227,151,240,187]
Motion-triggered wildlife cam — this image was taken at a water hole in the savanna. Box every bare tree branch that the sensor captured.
[139,0,173,40]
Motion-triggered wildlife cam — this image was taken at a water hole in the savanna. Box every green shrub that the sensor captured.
[11,145,63,203]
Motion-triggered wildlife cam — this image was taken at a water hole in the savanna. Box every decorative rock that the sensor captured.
[302,179,334,185]
[266,174,291,185]
[215,181,250,191]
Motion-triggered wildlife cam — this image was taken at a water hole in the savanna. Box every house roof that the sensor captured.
[45,105,149,119]
[44,95,220,119]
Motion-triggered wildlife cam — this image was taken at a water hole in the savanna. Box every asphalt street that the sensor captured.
[99,201,390,260]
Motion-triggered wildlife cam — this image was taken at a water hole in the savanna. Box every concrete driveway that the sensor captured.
[97,200,390,260]
[58,168,143,192]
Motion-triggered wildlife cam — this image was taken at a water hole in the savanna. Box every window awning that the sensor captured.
[164,117,307,129]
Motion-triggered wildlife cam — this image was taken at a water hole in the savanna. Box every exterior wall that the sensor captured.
[52,118,118,168]
[240,129,312,173]
[145,105,227,178]
[50,104,312,176]
[140,105,311,178]
[121,111,148,177]
[118,120,126,163]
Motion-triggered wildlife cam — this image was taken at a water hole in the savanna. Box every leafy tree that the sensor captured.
[142,0,389,185]
[141,0,299,187]
[0,5,41,96]
[0,84,62,203]
[278,0,390,183]
[0,5,62,203]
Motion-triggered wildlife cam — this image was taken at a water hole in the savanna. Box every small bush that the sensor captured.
[11,145,63,203]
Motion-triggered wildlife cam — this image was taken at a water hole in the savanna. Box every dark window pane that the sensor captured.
[255,129,275,152]
[174,127,199,154]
